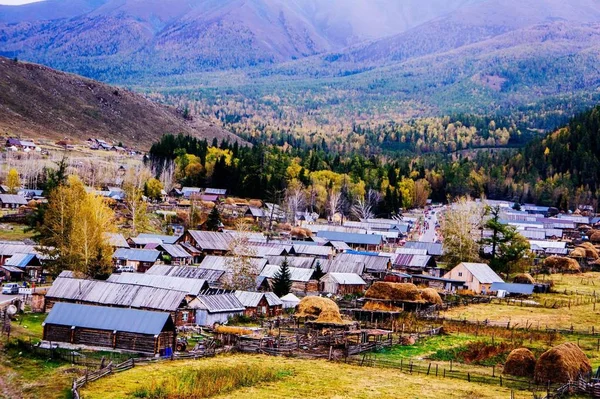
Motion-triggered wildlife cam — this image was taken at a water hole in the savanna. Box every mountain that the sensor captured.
[0,57,241,148]
[0,0,481,79]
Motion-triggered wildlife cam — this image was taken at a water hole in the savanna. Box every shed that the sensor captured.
[280,293,300,309]
[43,303,176,355]
[3,252,42,280]
[112,248,160,272]
[234,291,283,317]
[157,244,193,265]
[443,262,503,294]
[320,273,366,295]
[192,294,244,327]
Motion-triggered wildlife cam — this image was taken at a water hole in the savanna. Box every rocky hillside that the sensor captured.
[0,57,241,149]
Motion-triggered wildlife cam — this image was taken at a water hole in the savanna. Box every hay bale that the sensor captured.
[248,199,263,207]
[570,247,586,259]
[534,343,592,384]
[504,348,536,377]
[590,230,600,243]
[295,296,345,324]
[513,273,535,284]
[578,242,599,259]
[364,282,423,302]
[362,301,402,312]
[291,227,313,239]
[420,288,443,305]
[544,256,581,273]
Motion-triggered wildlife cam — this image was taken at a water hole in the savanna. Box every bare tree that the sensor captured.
[223,220,260,290]
[327,190,342,223]
[352,189,380,220]
[441,197,484,268]
[284,185,305,225]
[159,160,176,192]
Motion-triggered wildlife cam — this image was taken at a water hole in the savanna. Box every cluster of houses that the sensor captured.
[5,138,41,152]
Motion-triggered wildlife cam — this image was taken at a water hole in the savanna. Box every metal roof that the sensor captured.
[322,273,366,285]
[199,256,267,272]
[306,224,366,234]
[46,277,187,311]
[45,302,172,335]
[326,241,351,251]
[319,259,364,274]
[113,248,160,263]
[0,243,37,256]
[335,253,389,271]
[145,265,224,282]
[316,231,383,246]
[393,254,432,268]
[158,244,192,259]
[204,188,227,195]
[196,294,244,313]
[106,273,207,296]
[1,265,23,273]
[266,256,315,269]
[186,231,233,251]
[234,291,283,307]
[260,265,314,282]
[404,241,444,256]
[137,233,180,245]
[490,282,534,295]
[128,237,163,245]
[460,263,504,284]
[104,233,129,248]
[528,240,566,249]
[4,253,36,267]
[291,244,332,257]
[0,194,28,205]
[395,247,428,255]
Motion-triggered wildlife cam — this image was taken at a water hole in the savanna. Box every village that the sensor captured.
[0,149,598,399]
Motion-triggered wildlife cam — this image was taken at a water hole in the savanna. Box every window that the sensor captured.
[458,272,463,277]
[182,312,188,322]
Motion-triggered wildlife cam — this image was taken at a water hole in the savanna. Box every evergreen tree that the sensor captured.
[206,207,222,231]
[312,260,325,281]
[272,258,292,297]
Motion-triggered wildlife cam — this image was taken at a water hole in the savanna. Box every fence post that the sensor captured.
[500,376,502,387]
[492,365,495,377]
[435,364,438,377]
[427,363,431,375]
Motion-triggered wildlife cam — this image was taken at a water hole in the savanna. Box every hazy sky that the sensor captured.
[0,0,44,4]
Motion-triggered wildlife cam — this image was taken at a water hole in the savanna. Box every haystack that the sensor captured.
[590,230,600,244]
[291,227,312,239]
[362,301,402,312]
[569,247,586,259]
[513,273,535,285]
[503,348,536,377]
[420,288,443,305]
[544,256,581,273]
[295,296,345,325]
[534,342,591,384]
[364,282,423,302]
[578,242,599,259]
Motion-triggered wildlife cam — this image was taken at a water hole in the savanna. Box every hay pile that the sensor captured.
[291,227,313,239]
[513,273,535,284]
[569,247,586,258]
[503,348,536,377]
[362,301,402,312]
[295,296,345,324]
[578,242,599,259]
[534,343,592,384]
[248,199,263,207]
[364,282,423,302]
[420,288,443,305]
[214,326,255,336]
[590,230,600,243]
[544,256,581,273]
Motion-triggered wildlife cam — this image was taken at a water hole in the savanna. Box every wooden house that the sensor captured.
[258,265,317,293]
[234,291,283,317]
[112,248,160,272]
[178,231,233,257]
[320,273,366,295]
[191,294,244,327]
[157,244,193,265]
[145,265,225,286]
[43,303,176,355]
[0,194,28,209]
[3,253,42,281]
[316,231,384,251]
[443,262,503,294]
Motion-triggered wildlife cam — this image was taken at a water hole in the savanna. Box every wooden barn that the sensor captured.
[319,273,367,295]
[191,293,245,327]
[234,291,283,317]
[43,302,176,355]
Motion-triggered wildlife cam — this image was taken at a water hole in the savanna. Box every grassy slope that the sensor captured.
[82,354,527,399]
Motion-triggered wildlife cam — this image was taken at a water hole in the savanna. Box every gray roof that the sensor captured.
[291,244,332,257]
[234,291,283,307]
[404,241,444,256]
[395,247,428,255]
[490,282,534,295]
[196,294,244,313]
[199,255,267,272]
[0,243,37,257]
[322,273,366,285]
[186,231,233,251]
[0,194,28,205]
[158,244,192,259]
[204,188,227,195]
[260,265,314,282]
[266,256,315,269]
[45,302,172,335]
[335,253,389,272]
[104,233,129,248]
[113,248,160,263]
[145,265,225,283]
[461,263,504,284]
[326,241,352,251]
[106,273,207,296]
[319,259,364,274]
[137,233,180,245]
[316,231,383,246]
[46,277,187,311]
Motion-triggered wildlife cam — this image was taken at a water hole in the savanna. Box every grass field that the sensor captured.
[0,224,35,241]
[82,354,533,399]
[543,272,600,295]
